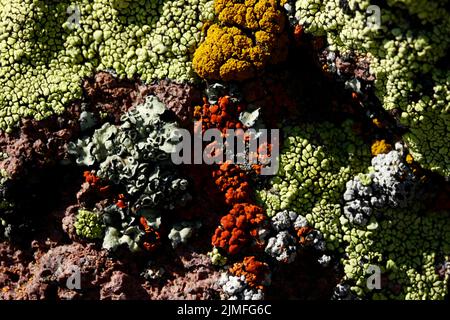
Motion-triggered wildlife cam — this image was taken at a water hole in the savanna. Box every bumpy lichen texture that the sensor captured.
[74,209,104,240]
[341,206,449,300]
[295,0,450,176]
[0,0,214,131]
[193,0,289,81]
[338,145,449,299]
[257,121,371,254]
[256,120,370,221]
[257,121,450,299]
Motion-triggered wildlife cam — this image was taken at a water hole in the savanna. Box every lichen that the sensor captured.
[74,208,105,240]
[193,0,289,81]
[295,0,450,176]
[0,0,214,131]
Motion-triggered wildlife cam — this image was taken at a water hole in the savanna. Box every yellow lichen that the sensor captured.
[371,140,392,156]
[372,118,383,128]
[406,154,414,165]
[193,0,288,81]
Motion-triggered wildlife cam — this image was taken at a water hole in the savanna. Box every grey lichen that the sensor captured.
[69,95,191,211]
[343,143,417,226]
[168,221,201,248]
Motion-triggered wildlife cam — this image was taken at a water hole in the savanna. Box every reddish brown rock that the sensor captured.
[82,71,150,123]
[100,270,149,300]
[145,252,222,300]
[148,80,202,127]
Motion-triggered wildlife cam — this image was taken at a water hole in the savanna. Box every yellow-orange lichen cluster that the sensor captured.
[193,0,289,81]
[371,139,392,156]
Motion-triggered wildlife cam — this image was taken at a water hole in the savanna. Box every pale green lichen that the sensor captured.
[74,208,105,240]
[257,119,449,299]
[340,207,449,300]
[168,221,201,248]
[295,0,450,177]
[256,120,370,218]
[101,204,144,252]
[208,247,228,266]
[0,0,214,131]
[256,120,370,253]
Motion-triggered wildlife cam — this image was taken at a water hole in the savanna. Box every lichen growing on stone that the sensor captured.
[74,208,105,240]
[69,95,191,211]
[256,120,371,219]
[339,206,450,300]
[193,0,289,81]
[343,143,418,226]
[0,0,214,131]
[0,0,449,302]
[219,256,270,300]
[294,0,450,176]
[264,210,327,264]
[257,119,449,300]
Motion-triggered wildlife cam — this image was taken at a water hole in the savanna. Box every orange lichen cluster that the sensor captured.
[193,0,289,81]
[249,141,273,174]
[406,154,414,165]
[371,139,392,156]
[78,171,129,209]
[84,171,100,185]
[83,171,111,193]
[139,216,161,252]
[77,171,112,203]
[212,163,251,205]
[196,94,270,256]
[229,256,270,289]
[372,118,384,129]
[194,96,245,134]
[293,24,304,45]
[212,203,266,255]
[297,226,314,246]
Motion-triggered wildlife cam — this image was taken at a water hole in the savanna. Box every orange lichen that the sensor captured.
[249,141,273,174]
[371,139,392,156]
[293,24,304,46]
[193,0,288,81]
[195,96,245,134]
[229,256,270,289]
[139,216,161,252]
[83,171,111,193]
[213,163,251,205]
[296,226,314,246]
[212,203,266,255]
[77,171,113,206]
[372,118,383,128]
[84,171,100,185]
[115,194,127,209]
[406,154,414,165]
